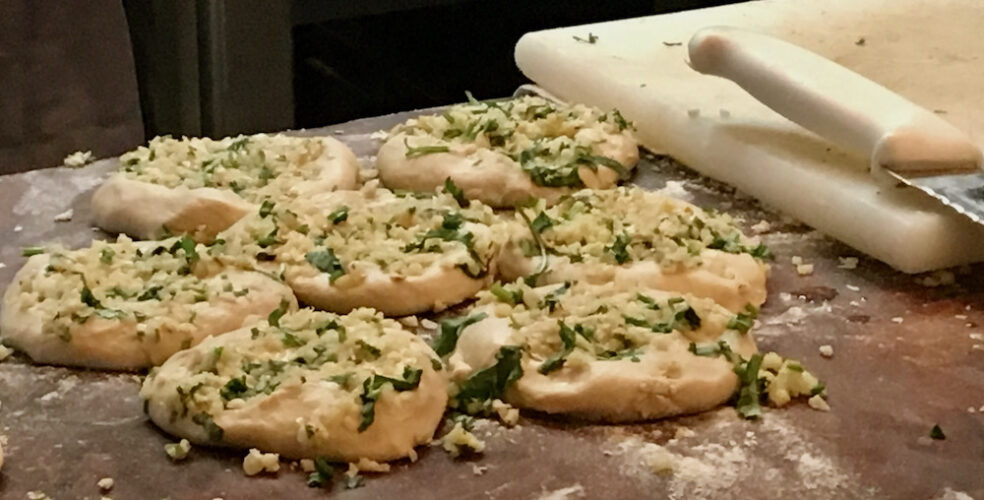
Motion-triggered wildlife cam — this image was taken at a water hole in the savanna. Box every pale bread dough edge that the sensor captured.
[0,254,297,370]
[142,323,448,462]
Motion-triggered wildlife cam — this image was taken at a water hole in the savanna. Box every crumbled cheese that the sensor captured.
[299,459,316,472]
[0,262,6,269]
[891,317,904,324]
[63,150,94,167]
[837,257,858,269]
[369,130,388,141]
[845,284,860,292]
[13,225,23,232]
[164,439,191,461]
[398,316,420,328]
[348,458,390,474]
[818,345,834,358]
[27,491,53,500]
[242,448,280,476]
[791,256,803,265]
[807,395,831,412]
[970,333,983,341]
[967,407,976,414]
[420,319,438,330]
[441,422,485,457]
[750,220,771,234]
[52,208,74,222]
[955,314,968,320]
[472,464,489,476]
[97,477,114,491]
[674,427,696,440]
[491,399,520,427]
[796,263,814,276]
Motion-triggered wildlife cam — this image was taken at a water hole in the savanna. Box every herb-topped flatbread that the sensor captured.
[0,236,295,370]
[92,134,359,241]
[443,281,758,422]
[498,187,770,312]
[215,182,505,316]
[376,95,639,207]
[140,307,447,462]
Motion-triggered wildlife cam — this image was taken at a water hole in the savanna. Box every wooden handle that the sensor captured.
[687,26,981,175]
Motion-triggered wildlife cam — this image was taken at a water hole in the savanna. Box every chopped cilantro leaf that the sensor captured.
[267,297,289,327]
[137,285,163,301]
[606,232,631,264]
[170,236,199,264]
[930,424,945,440]
[540,281,571,312]
[444,178,467,207]
[22,247,45,257]
[258,200,275,218]
[530,211,556,235]
[359,366,423,431]
[81,286,102,308]
[191,413,224,441]
[404,139,450,159]
[100,247,115,264]
[328,206,349,224]
[453,346,523,412]
[307,457,334,488]
[432,312,487,357]
[305,249,346,282]
[538,321,578,374]
[489,282,523,305]
[735,353,764,419]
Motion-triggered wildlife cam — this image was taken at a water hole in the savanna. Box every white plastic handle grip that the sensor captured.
[687,26,982,175]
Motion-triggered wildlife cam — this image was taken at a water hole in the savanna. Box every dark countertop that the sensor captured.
[0,108,982,500]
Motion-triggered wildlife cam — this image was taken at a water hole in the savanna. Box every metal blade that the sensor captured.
[888,171,984,224]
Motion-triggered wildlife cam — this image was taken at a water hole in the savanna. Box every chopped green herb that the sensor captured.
[356,339,381,360]
[453,346,523,412]
[99,248,115,264]
[611,109,631,131]
[432,312,488,357]
[606,232,631,264]
[328,206,349,224]
[258,200,275,218]
[489,282,523,305]
[735,353,764,419]
[307,457,335,488]
[727,305,759,334]
[191,413,224,441]
[137,285,163,301]
[540,282,571,312]
[444,178,467,207]
[305,249,345,282]
[170,236,199,264]
[81,286,102,308]
[359,366,423,431]
[227,137,250,152]
[267,297,289,327]
[929,424,946,440]
[281,331,304,347]
[538,321,578,374]
[22,247,45,257]
[404,139,450,159]
[674,305,702,330]
[530,211,556,235]
[464,90,480,105]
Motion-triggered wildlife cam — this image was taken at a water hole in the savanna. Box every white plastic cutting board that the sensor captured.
[515,0,984,273]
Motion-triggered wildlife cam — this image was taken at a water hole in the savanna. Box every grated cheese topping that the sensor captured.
[10,235,247,345]
[217,184,502,279]
[512,186,767,271]
[119,134,331,202]
[389,95,636,188]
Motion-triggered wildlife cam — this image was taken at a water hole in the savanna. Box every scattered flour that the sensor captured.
[537,483,585,500]
[659,181,692,201]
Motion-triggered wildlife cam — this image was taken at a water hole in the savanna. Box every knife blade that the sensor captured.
[686,26,984,224]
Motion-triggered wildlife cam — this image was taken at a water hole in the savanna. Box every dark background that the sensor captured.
[125,0,743,139]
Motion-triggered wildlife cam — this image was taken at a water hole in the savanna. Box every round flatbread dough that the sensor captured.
[497,187,770,312]
[141,307,447,462]
[0,236,296,370]
[376,95,639,207]
[92,134,360,241]
[215,182,505,316]
[445,281,758,422]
